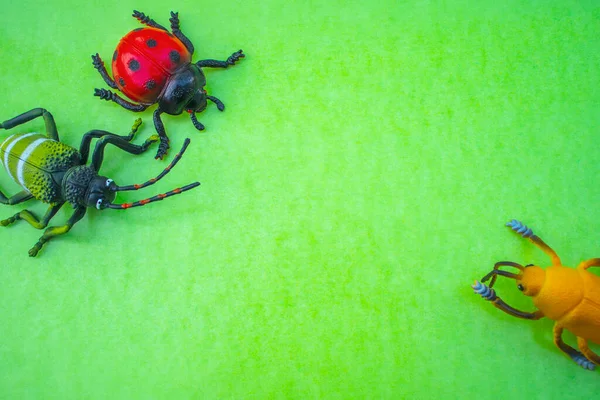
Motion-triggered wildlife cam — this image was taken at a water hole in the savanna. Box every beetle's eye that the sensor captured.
[105,179,113,187]
[96,198,103,210]
[517,284,524,291]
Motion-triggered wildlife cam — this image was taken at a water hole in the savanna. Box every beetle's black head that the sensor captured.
[63,166,117,210]
[159,64,207,115]
[85,176,118,210]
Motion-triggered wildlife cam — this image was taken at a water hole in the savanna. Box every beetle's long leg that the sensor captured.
[506,219,561,266]
[132,10,167,31]
[94,89,149,112]
[91,54,118,89]
[0,190,33,206]
[577,258,600,271]
[0,108,58,141]
[153,109,170,160]
[169,11,194,54]
[472,281,544,320]
[90,134,159,172]
[28,207,86,257]
[553,325,595,370]
[196,50,245,69]
[207,95,225,111]
[79,119,144,164]
[1,203,64,228]
[189,112,205,131]
[577,337,600,366]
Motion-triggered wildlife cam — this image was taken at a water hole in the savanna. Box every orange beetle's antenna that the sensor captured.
[506,220,561,266]
[482,261,524,288]
[472,281,544,320]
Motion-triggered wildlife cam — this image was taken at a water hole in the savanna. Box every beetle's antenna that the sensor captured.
[506,220,562,266]
[472,281,544,320]
[483,261,524,287]
[107,182,200,209]
[113,138,191,192]
[481,269,520,287]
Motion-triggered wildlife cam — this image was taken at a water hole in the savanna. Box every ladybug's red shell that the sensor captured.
[112,27,192,104]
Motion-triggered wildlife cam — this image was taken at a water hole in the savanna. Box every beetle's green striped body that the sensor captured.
[0,133,81,204]
[0,108,198,257]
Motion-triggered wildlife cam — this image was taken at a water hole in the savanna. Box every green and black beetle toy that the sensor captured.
[0,108,199,257]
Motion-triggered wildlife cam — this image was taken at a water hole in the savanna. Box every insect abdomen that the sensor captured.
[0,133,81,203]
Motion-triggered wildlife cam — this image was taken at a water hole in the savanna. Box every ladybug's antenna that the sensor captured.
[107,182,200,209]
[113,138,191,192]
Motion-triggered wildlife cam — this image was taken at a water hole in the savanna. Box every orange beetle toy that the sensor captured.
[473,219,600,370]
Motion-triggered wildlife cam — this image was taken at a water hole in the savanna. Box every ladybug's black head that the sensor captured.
[160,65,207,115]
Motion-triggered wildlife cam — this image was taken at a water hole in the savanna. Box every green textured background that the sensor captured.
[1,0,600,398]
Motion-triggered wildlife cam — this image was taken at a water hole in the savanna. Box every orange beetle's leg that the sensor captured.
[577,258,600,271]
[553,325,595,370]
[472,281,544,319]
[506,220,561,266]
[577,337,600,366]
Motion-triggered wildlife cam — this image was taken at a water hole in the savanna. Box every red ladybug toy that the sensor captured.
[92,10,244,159]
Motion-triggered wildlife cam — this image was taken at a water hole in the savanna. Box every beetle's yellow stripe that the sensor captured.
[1,132,38,182]
[0,134,17,153]
[17,137,50,190]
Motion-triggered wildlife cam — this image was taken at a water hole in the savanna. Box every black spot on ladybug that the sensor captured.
[146,39,157,48]
[118,77,126,87]
[112,50,117,61]
[169,50,181,63]
[133,28,143,32]
[145,79,156,90]
[128,59,140,72]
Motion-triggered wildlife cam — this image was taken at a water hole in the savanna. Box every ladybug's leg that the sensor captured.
[196,50,245,69]
[169,11,194,54]
[153,109,170,160]
[91,54,118,89]
[189,112,205,131]
[0,190,33,206]
[0,108,59,141]
[553,325,595,370]
[1,203,64,229]
[132,10,167,31]
[207,96,225,111]
[577,337,600,366]
[79,119,143,164]
[90,134,159,172]
[28,206,86,257]
[94,89,149,112]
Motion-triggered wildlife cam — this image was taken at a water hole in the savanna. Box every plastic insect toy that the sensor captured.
[0,108,200,257]
[92,10,245,160]
[472,219,600,370]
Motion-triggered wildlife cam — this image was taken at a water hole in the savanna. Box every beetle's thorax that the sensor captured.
[62,165,97,208]
[159,64,207,115]
[529,265,584,321]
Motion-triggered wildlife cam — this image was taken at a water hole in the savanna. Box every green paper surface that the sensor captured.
[1,0,600,398]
